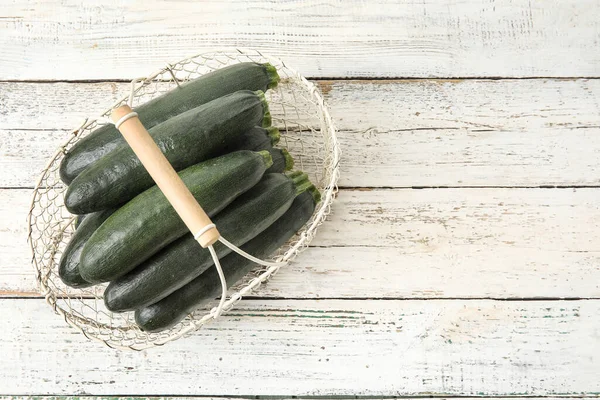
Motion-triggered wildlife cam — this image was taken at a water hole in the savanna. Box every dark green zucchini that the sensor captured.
[135,189,320,332]
[104,172,314,311]
[224,126,290,172]
[73,214,87,229]
[65,90,270,214]
[226,126,280,152]
[59,209,115,288]
[80,150,273,284]
[59,62,279,184]
[267,148,294,173]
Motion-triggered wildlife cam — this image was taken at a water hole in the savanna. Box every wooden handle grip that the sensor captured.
[111,105,220,247]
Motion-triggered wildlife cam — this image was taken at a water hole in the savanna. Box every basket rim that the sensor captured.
[27,47,341,351]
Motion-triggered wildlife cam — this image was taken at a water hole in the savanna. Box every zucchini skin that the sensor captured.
[223,126,291,173]
[58,208,115,288]
[104,173,310,311]
[59,62,279,184]
[135,190,317,332]
[73,214,87,229]
[65,90,269,214]
[223,126,280,153]
[80,150,272,284]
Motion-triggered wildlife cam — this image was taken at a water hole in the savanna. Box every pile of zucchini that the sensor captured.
[58,62,320,333]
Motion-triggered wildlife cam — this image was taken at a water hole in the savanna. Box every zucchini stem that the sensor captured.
[255,90,272,128]
[264,63,281,90]
[287,171,321,201]
[257,150,274,169]
[288,171,313,195]
[286,170,305,179]
[307,185,322,204]
[266,127,281,146]
[281,148,294,171]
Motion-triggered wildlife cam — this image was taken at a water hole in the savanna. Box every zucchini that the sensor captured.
[267,148,294,173]
[104,172,314,311]
[225,126,280,152]
[80,150,273,284]
[69,127,279,222]
[73,214,87,229]
[65,90,270,214]
[223,126,291,172]
[59,209,115,288]
[59,62,279,184]
[135,189,320,332]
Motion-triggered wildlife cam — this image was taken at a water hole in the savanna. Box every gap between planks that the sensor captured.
[338,186,600,190]
[0,396,598,399]
[2,295,600,301]
[8,185,600,191]
[3,76,600,83]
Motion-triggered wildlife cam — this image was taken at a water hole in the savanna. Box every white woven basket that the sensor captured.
[27,48,340,350]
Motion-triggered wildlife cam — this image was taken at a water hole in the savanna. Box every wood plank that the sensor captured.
[0,398,271,400]
[3,398,597,400]
[2,0,600,79]
[3,398,598,400]
[4,80,600,131]
[5,188,600,298]
[4,79,600,188]
[0,299,598,395]
[1,129,67,188]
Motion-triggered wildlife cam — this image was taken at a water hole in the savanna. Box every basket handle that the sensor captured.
[110,105,220,248]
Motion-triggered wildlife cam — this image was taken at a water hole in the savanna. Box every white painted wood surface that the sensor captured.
[3,188,600,298]
[2,0,600,79]
[3,79,600,188]
[2,0,600,396]
[1,299,598,395]
[4,398,597,400]
[5,399,598,400]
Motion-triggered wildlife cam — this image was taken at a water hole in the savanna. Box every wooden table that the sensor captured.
[1,0,599,397]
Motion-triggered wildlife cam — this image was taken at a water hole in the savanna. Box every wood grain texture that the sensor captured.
[1,299,598,395]
[4,188,600,298]
[2,1,600,395]
[2,0,600,80]
[0,398,252,400]
[5,399,599,400]
[3,79,600,188]
[0,398,244,400]
[4,399,598,400]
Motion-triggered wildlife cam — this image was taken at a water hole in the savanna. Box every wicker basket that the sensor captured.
[27,48,340,350]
